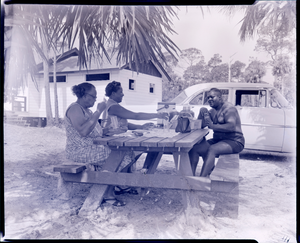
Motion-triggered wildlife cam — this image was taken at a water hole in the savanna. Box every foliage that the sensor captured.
[230,60,246,82]
[4,5,180,126]
[220,1,296,42]
[180,48,204,67]
[254,24,296,62]
[210,63,229,83]
[183,59,209,84]
[58,6,180,72]
[162,73,184,102]
[243,59,266,83]
[207,54,222,69]
[252,9,296,102]
[272,55,294,102]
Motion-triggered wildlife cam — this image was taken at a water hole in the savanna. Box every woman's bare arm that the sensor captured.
[67,103,105,137]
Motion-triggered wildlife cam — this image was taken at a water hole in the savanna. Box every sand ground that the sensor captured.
[3,124,296,241]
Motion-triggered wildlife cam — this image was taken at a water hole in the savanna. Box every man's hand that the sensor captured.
[203,113,213,128]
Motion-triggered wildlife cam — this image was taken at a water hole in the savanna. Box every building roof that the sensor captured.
[36,48,172,81]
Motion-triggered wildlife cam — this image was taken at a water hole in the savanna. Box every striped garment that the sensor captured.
[64,102,111,166]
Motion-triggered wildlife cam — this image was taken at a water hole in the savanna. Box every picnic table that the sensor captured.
[54,128,239,218]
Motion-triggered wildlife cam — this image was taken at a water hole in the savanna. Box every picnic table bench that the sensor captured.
[53,129,239,218]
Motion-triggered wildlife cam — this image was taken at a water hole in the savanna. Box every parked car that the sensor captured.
[119,82,296,154]
[168,82,296,154]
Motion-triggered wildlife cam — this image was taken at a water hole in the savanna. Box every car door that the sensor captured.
[235,88,285,152]
[268,89,296,153]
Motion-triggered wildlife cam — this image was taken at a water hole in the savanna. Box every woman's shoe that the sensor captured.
[102,198,126,207]
[114,186,138,195]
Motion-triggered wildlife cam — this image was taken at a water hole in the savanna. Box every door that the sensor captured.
[235,89,285,152]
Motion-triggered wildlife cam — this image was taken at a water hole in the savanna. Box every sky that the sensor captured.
[167,6,270,66]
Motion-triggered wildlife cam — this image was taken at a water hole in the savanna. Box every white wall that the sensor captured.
[117,69,162,106]
[27,68,162,117]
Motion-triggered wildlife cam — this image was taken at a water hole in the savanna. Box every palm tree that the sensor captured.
[5,4,71,125]
[60,5,180,71]
[220,1,296,42]
[4,5,181,126]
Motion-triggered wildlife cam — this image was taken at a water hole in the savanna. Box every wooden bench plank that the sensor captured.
[61,171,211,191]
[53,165,87,173]
[210,154,239,183]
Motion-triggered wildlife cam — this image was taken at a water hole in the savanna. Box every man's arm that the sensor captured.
[197,107,213,128]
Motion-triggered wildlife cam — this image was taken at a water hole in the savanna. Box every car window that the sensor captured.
[203,89,229,105]
[170,90,188,104]
[189,92,204,105]
[270,89,292,108]
[235,90,266,107]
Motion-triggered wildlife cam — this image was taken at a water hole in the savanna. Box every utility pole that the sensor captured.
[228,52,237,82]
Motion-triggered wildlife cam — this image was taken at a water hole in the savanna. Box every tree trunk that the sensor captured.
[41,34,53,126]
[53,53,59,125]
[43,59,53,126]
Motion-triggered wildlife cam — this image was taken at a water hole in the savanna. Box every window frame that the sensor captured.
[49,75,66,83]
[149,83,155,94]
[86,73,110,81]
[129,79,135,91]
[235,89,267,108]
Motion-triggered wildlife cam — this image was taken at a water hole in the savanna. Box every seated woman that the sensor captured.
[189,88,245,177]
[64,82,134,207]
[101,81,168,189]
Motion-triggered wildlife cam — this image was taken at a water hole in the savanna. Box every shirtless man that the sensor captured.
[188,88,245,177]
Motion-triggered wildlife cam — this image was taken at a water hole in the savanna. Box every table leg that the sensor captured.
[173,150,208,226]
[78,150,126,216]
[57,173,73,200]
[140,152,163,197]
[172,151,193,176]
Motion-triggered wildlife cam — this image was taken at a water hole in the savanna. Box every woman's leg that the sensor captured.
[199,141,233,177]
[188,139,211,176]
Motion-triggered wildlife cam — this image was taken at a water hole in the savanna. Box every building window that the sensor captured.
[149,83,155,93]
[49,76,66,83]
[86,73,110,81]
[129,79,135,90]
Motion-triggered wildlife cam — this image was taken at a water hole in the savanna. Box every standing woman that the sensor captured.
[64,82,126,206]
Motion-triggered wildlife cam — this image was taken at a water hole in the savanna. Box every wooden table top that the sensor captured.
[93,129,209,149]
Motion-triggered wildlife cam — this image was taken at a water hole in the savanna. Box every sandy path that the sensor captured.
[3,124,296,241]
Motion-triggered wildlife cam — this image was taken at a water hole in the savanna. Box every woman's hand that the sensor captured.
[157,112,169,120]
[96,101,106,113]
[141,122,154,130]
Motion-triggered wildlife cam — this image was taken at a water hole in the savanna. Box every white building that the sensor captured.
[14,48,171,126]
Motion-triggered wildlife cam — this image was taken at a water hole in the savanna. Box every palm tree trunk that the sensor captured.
[41,34,53,126]
[53,53,59,125]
